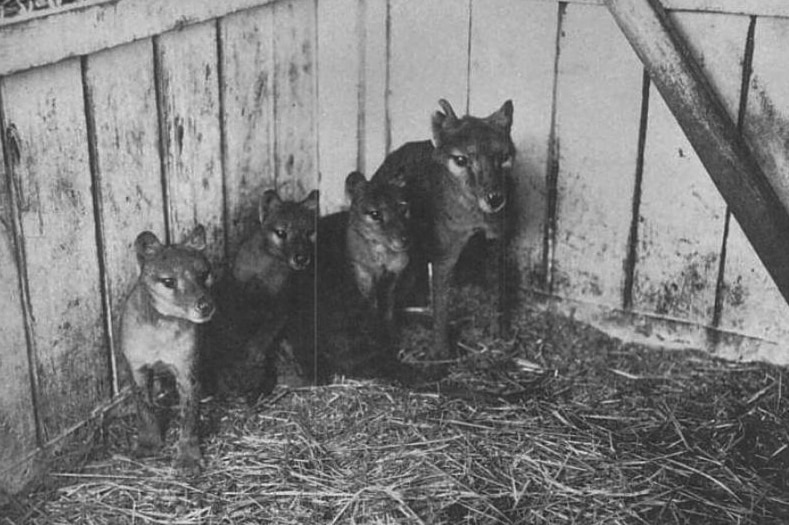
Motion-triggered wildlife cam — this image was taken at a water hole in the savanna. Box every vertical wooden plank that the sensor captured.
[721,17,789,345]
[388,0,470,149]
[157,22,224,264]
[273,0,319,201]
[1,60,109,441]
[361,0,388,176]
[551,4,642,306]
[85,39,164,377]
[468,0,558,287]
[0,118,38,495]
[317,0,361,213]
[221,5,276,254]
[633,13,747,323]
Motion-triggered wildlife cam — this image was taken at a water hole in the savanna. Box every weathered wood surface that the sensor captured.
[272,0,319,201]
[317,0,361,213]
[388,0,469,149]
[220,5,276,253]
[156,22,224,265]
[607,0,789,309]
[551,3,643,306]
[84,38,165,390]
[0,118,38,495]
[359,0,389,179]
[720,17,789,345]
[632,13,746,325]
[468,0,558,289]
[1,59,109,441]
[0,0,277,77]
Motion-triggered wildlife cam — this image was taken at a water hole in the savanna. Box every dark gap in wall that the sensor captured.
[152,35,172,245]
[80,55,118,399]
[356,0,367,174]
[383,0,392,156]
[542,1,567,295]
[0,78,43,447]
[622,68,651,311]
[215,18,230,264]
[712,15,756,329]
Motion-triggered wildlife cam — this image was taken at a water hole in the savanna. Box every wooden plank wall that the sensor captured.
[3,0,789,495]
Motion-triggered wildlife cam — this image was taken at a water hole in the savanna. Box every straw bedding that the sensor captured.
[3,286,789,524]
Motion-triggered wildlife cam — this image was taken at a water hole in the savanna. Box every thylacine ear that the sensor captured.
[431,98,459,148]
[301,189,319,213]
[135,231,163,265]
[259,189,283,224]
[486,100,514,132]
[181,224,207,251]
[345,171,368,203]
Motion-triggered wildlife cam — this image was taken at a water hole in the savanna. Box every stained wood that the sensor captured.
[468,0,558,288]
[0,0,276,77]
[607,0,789,307]
[0,120,38,495]
[156,22,224,266]
[84,38,164,385]
[720,17,789,342]
[317,0,362,213]
[551,3,642,306]
[388,0,470,149]
[272,0,319,201]
[0,59,109,441]
[633,13,747,324]
[360,0,389,177]
[220,5,276,254]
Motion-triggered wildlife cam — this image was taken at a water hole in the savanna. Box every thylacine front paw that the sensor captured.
[174,438,203,477]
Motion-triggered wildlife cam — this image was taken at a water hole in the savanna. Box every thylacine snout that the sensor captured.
[433,98,514,215]
[346,170,411,256]
[136,229,215,324]
[258,189,319,272]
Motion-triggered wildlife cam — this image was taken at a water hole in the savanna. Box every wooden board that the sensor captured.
[720,17,789,344]
[361,0,389,177]
[0,59,109,441]
[272,0,319,201]
[317,0,362,213]
[388,0,470,149]
[0,118,38,494]
[551,3,642,306]
[468,0,558,288]
[220,5,276,253]
[0,0,277,77]
[84,38,164,387]
[631,12,748,324]
[156,22,224,265]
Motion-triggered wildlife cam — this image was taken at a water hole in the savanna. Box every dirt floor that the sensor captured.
[3,284,789,524]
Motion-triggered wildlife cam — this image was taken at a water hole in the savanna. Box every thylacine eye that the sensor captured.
[501,153,513,165]
[452,155,469,168]
[367,210,383,222]
[159,277,176,289]
[274,229,287,240]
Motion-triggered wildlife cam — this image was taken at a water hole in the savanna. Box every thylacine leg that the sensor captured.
[131,367,164,456]
[173,364,202,476]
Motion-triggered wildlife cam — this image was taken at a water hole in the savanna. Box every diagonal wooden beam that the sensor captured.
[605,0,789,304]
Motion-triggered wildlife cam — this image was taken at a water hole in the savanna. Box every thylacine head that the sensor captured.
[430,98,515,215]
[134,225,214,324]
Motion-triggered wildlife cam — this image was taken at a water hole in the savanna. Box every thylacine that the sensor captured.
[287,171,411,382]
[372,99,515,358]
[204,189,318,402]
[119,225,214,476]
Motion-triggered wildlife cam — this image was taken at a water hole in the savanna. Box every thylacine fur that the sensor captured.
[119,225,214,476]
[372,98,515,358]
[204,189,318,402]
